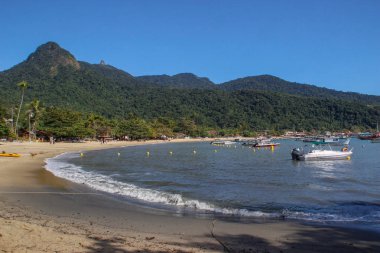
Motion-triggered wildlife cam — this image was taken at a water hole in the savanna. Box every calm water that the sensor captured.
[46,139,380,227]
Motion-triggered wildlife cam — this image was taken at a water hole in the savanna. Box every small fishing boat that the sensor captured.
[303,137,318,143]
[241,140,259,146]
[291,146,352,161]
[0,153,21,158]
[358,132,380,140]
[312,138,350,146]
[253,139,280,148]
[359,123,380,140]
[210,140,237,145]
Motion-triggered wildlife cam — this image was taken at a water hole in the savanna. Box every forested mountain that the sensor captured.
[219,75,380,105]
[0,41,379,133]
[0,42,146,117]
[137,73,215,89]
[138,73,380,105]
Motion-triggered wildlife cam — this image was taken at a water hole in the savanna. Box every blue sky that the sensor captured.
[1,0,379,94]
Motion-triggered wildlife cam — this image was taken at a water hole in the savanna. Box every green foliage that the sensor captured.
[115,118,154,140]
[0,123,9,137]
[85,113,111,138]
[0,106,6,118]
[14,80,29,136]
[220,75,380,105]
[39,107,92,138]
[0,106,10,138]
[137,73,215,89]
[150,117,175,138]
[0,42,380,140]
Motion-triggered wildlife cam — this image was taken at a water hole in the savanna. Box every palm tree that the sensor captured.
[14,81,28,136]
[26,99,42,140]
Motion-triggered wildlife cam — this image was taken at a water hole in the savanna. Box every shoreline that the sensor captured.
[1,140,380,252]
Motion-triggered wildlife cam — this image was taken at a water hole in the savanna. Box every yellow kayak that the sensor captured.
[0,153,21,157]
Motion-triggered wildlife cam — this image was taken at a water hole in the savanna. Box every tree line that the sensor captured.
[1,80,379,141]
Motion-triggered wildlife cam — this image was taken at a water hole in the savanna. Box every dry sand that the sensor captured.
[0,140,379,252]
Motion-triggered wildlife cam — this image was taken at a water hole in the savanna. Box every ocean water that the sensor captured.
[46,139,380,227]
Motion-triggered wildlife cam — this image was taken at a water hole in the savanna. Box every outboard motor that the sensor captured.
[291,148,304,160]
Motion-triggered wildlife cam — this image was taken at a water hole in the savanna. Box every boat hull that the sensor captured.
[303,152,352,160]
[253,143,280,148]
[311,141,349,146]
[211,141,237,145]
[0,153,21,157]
[359,133,380,140]
[291,149,352,161]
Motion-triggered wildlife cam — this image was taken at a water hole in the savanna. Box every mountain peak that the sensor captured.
[26,42,80,73]
[36,41,62,51]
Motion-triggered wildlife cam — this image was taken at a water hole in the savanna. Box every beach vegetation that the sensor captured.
[115,117,154,140]
[0,122,10,137]
[26,99,43,139]
[38,107,92,138]
[14,80,28,136]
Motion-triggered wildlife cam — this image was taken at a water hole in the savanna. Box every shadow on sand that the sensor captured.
[84,224,380,253]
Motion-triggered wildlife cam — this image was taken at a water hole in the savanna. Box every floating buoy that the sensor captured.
[193,150,197,155]
[214,149,218,153]
[169,151,173,155]
[146,151,150,157]
[80,153,84,157]
[117,152,121,157]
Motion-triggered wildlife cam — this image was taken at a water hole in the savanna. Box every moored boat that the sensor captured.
[312,138,350,146]
[210,140,237,145]
[253,140,280,148]
[358,132,380,140]
[241,140,258,146]
[291,146,352,161]
[303,137,318,143]
[359,123,380,140]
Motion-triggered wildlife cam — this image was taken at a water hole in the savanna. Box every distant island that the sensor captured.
[0,42,379,140]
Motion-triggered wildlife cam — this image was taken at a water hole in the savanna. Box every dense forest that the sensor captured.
[0,42,379,140]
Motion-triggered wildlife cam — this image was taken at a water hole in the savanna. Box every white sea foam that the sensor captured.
[45,153,276,218]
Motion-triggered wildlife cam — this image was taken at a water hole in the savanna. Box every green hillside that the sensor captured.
[219,75,380,105]
[0,42,379,135]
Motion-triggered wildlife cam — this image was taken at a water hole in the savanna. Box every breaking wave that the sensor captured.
[45,152,380,224]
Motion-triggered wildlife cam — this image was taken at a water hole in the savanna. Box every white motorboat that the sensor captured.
[291,146,353,161]
[253,139,280,148]
[210,140,237,145]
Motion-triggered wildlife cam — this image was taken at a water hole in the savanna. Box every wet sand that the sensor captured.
[0,140,379,252]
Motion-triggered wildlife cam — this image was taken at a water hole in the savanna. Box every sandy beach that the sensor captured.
[0,140,380,253]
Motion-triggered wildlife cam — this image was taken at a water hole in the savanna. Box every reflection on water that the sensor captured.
[306,160,351,170]
[306,160,352,181]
